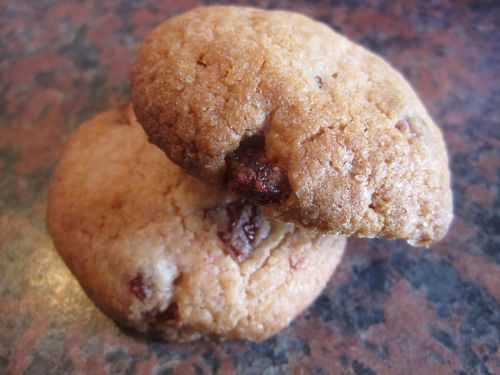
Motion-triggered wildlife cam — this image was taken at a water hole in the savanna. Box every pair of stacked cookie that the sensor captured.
[47,6,453,342]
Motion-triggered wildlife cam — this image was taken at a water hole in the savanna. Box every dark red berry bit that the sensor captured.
[315,75,324,88]
[129,273,147,301]
[143,307,160,319]
[226,136,290,204]
[158,302,179,321]
[210,201,271,262]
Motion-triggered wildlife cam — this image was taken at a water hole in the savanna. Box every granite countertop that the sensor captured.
[1,1,499,374]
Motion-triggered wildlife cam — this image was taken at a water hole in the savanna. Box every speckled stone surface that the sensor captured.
[0,1,499,374]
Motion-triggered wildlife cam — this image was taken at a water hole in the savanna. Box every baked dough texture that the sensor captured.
[47,107,346,342]
[132,6,453,246]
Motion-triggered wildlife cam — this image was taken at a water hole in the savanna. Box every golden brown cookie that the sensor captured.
[131,6,453,246]
[47,107,346,342]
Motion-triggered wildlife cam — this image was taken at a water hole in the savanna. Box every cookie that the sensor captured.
[47,107,346,342]
[131,6,453,246]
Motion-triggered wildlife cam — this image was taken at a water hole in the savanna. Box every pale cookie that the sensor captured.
[47,107,346,342]
[132,6,453,246]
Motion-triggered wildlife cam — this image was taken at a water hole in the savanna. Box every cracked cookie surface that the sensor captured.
[47,107,346,342]
[132,6,453,246]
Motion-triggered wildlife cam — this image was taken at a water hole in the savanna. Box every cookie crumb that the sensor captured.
[395,118,410,133]
[395,116,424,138]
